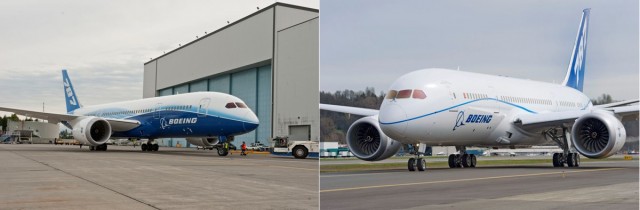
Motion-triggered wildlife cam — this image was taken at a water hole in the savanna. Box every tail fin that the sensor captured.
[562,8,590,92]
[62,69,82,113]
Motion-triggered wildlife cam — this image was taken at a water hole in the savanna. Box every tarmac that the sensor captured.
[321,158,639,210]
[0,144,318,209]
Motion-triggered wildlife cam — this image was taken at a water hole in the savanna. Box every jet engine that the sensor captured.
[186,137,219,147]
[571,111,626,158]
[71,117,112,146]
[346,116,401,161]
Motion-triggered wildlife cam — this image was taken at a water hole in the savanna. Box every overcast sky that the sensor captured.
[320,0,639,101]
[0,0,318,116]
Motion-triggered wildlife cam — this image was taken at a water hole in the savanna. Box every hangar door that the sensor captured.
[289,125,310,141]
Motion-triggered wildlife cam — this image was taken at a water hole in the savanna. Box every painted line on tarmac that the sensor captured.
[320,168,624,193]
[270,165,318,172]
[321,172,401,178]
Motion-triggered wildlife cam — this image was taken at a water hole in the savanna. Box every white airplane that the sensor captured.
[0,70,259,155]
[321,9,639,171]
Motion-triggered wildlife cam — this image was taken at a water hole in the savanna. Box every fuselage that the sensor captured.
[70,92,259,139]
[378,68,592,146]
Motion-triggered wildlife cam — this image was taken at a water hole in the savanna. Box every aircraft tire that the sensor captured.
[152,144,159,151]
[552,153,559,167]
[567,153,575,167]
[448,154,456,168]
[454,154,462,168]
[470,154,477,167]
[141,143,148,152]
[217,148,229,156]
[408,158,416,171]
[461,154,470,168]
[417,158,426,171]
[573,153,580,167]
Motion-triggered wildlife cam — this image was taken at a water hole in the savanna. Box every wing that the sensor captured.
[319,104,379,116]
[0,106,140,132]
[514,103,639,129]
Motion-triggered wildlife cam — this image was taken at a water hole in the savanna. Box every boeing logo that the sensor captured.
[466,114,492,123]
[161,117,198,129]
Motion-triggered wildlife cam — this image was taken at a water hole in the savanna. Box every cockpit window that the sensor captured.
[396,89,412,99]
[385,90,398,99]
[225,102,237,109]
[235,102,247,108]
[412,89,427,99]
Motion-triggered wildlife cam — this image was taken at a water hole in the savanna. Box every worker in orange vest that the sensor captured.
[241,142,247,156]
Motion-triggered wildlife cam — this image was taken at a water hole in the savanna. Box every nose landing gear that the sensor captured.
[407,144,428,172]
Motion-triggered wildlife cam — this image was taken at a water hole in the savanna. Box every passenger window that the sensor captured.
[412,89,427,99]
[225,102,237,109]
[386,90,398,99]
[235,102,247,108]
[396,89,412,99]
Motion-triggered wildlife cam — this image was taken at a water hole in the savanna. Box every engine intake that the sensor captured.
[346,116,401,161]
[71,117,112,146]
[571,111,626,158]
[186,138,219,147]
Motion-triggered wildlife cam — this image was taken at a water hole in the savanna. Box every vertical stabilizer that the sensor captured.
[562,8,590,92]
[62,70,82,113]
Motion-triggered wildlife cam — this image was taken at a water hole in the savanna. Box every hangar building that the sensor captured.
[143,3,318,147]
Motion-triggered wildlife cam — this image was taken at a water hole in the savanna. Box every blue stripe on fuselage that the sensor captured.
[379,98,537,125]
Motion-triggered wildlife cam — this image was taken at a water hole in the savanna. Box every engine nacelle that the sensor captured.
[346,116,401,161]
[571,111,626,159]
[71,117,112,146]
[186,138,219,147]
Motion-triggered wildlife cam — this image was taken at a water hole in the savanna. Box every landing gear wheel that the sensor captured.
[470,154,477,168]
[141,143,148,151]
[567,153,575,167]
[448,154,456,168]
[417,158,426,171]
[552,153,560,167]
[292,146,309,159]
[99,144,107,151]
[573,153,580,167]
[461,154,470,168]
[454,154,462,168]
[89,146,95,151]
[408,158,416,171]
[152,144,159,151]
[217,148,229,156]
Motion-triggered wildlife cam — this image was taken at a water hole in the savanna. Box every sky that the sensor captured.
[0,0,318,117]
[320,0,639,101]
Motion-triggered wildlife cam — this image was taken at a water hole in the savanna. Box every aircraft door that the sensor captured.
[198,98,210,117]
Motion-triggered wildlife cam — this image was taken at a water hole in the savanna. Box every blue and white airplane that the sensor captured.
[0,70,259,155]
[321,9,638,171]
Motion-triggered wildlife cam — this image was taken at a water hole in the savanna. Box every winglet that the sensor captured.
[62,69,82,113]
[562,8,590,92]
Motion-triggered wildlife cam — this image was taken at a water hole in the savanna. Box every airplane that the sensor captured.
[0,70,259,156]
[320,9,639,171]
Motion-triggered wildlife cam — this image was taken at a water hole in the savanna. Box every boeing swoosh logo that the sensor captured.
[453,111,465,131]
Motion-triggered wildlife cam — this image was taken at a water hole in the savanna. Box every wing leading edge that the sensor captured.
[0,106,140,132]
[319,104,379,116]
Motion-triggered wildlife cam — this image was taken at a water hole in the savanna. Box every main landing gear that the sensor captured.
[448,146,477,168]
[407,144,428,172]
[89,144,108,151]
[544,128,580,167]
[141,139,159,152]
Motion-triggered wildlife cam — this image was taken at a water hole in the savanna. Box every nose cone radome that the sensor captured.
[243,111,259,132]
[378,104,408,139]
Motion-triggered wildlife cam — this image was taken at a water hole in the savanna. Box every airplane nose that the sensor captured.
[243,111,259,132]
[378,104,408,139]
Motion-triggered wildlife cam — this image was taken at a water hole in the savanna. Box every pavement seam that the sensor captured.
[320,167,625,193]
[6,150,162,210]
